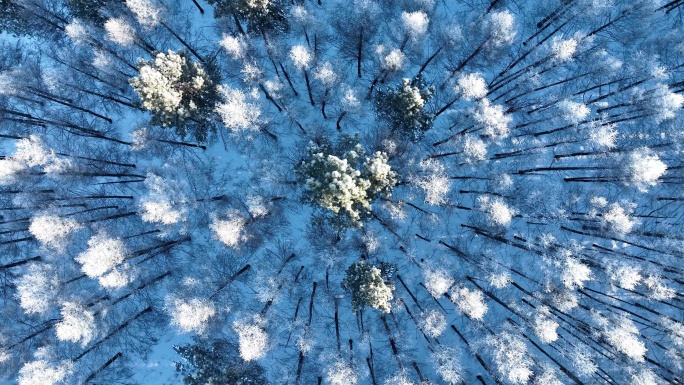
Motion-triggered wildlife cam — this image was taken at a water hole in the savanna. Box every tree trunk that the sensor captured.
[84,352,122,383]
[210,264,251,299]
[0,255,41,270]
[160,21,205,64]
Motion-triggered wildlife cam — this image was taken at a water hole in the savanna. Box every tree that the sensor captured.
[166,297,216,334]
[65,0,110,23]
[233,321,269,361]
[175,338,268,385]
[129,50,220,143]
[374,75,434,140]
[297,135,397,228]
[341,260,395,313]
[207,0,288,35]
[74,233,134,289]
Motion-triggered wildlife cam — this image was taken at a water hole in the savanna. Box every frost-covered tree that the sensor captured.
[473,98,511,138]
[423,269,454,298]
[326,359,357,385]
[130,50,220,142]
[602,316,647,362]
[166,297,216,333]
[18,356,72,385]
[233,321,269,361]
[456,72,488,100]
[623,148,667,191]
[215,85,262,133]
[29,214,82,251]
[375,75,434,139]
[210,211,247,248]
[55,302,96,346]
[15,264,60,315]
[297,135,397,228]
[104,18,137,46]
[75,234,134,288]
[420,310,446,338]
[341,259,395,312]
[487,331,533,384]
[450,286,487,320]
[431,346,462,384]
[478,196,515,227]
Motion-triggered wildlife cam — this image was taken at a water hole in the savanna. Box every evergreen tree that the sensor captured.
[174,339,268,385]
[207,0,288,35]
[341,260,395,313]
[65,0,110,23]
[130,50,220,143]
[297,135,397,228]
[374,74,434,140]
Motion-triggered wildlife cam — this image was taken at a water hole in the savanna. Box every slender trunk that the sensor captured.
[295,351,305,385]
[308,281,317,326]
[396,274,424,311]
[507,318,585,385]
[515,166,610,175]
[366,357,378,385]
[259,83,283,112]
[190,0,205,13]
[29,88,113,123]
[160,22,205,64]
[66,84,138,109]
[434,96,459,118]
[416,46,443,77]
[0,256,41,270]
[110,271,172,308]
[400,299,432,344]
[357,28,363,78]
[380,315,400,365]
[9,322,56,349]
[233,13,245,35]
[450,324,501,384]
[304,71,315,106]
[210,264,251,299]
[153,138,206,150]
[441,41,486,89]
[335,300,341,351]
[87,211,138,223]
[336,111,347,130]
[279,62,299,96]
[84,352,122,383]
[56,152,136,168]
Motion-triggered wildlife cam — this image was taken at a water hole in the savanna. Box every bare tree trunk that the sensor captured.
[84,352,122,383]
[190,0,205,13]
[0,256,41,270]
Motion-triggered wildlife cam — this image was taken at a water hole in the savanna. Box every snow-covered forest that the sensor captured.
[0,0,683,383]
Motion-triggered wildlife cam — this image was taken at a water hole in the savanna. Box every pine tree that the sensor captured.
[341,260,395,313]
[207,0,288,35]
[174,339,268,385]
[297,135,397,228]
[129,50,220,143]
[374,75,434,140]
